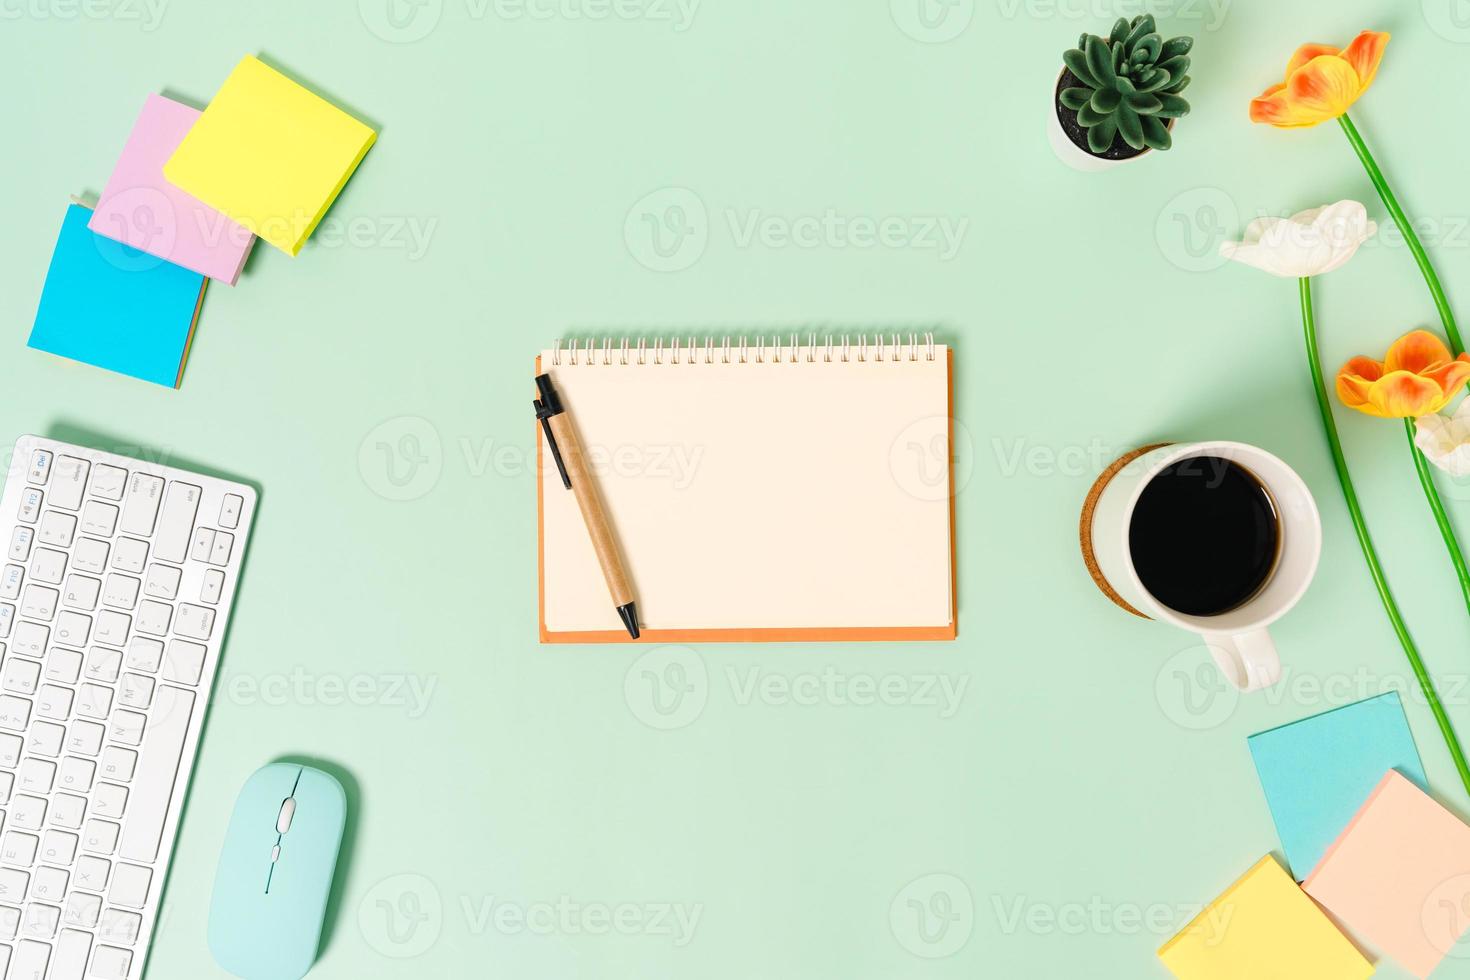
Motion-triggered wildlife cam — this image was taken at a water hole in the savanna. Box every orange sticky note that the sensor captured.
[1305,770,1470,978]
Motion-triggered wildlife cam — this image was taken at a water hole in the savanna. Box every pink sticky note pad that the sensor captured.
[1305,770,1470,977]
[89,94,254,285]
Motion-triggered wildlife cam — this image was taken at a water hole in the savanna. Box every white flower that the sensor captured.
[1219,200,1377,278]
[1416,399,1470,477]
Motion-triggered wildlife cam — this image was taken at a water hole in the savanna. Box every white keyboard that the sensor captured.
[0,436,255,980]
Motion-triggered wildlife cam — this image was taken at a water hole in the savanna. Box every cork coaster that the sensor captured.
[1078,443,1172,620]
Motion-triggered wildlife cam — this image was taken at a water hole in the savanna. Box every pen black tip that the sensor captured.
[617,602,640,639]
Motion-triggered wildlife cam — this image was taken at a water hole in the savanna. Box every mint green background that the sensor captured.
[6,1,1470,977]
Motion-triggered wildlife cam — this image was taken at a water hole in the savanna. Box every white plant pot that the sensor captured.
[1047,68,1161,172]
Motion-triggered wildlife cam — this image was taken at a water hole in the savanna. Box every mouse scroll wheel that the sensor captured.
[276,797,296,834]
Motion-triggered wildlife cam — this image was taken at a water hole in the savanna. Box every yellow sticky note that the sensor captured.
[164,55,376,256]
[1158,855,1372,980]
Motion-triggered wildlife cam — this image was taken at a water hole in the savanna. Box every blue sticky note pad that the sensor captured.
[1249,691,1427,880]
[29,203,206,387]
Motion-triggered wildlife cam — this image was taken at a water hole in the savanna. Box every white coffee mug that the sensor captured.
[1088,441,1322,692]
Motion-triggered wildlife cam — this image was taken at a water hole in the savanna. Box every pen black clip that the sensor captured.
[533,374,572,490]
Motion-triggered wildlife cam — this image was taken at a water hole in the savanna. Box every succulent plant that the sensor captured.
[1060,16,1193,154]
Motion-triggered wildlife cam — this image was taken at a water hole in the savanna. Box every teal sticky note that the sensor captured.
[1249,692,1427,881]
[29,203,206,387]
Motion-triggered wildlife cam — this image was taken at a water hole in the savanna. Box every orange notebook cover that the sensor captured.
[536,336,956,643]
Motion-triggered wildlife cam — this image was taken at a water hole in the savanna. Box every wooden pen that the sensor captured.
[534,373,640,638]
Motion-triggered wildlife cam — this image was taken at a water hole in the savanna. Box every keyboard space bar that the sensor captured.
[119,686,196,863]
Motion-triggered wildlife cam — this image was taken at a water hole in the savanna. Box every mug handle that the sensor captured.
[1203,629,1282,692]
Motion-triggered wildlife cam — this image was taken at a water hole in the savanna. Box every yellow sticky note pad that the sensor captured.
[164,55,375,256]
[1158,856,1372,980]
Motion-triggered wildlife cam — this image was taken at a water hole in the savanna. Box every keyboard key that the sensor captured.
[0,904,18,939]
[98,908,139,946]
[36,512,75,548]
[74,856,109,892]
[82,820,118,855]
[57,758,94,793]
[70,539,106,576]
[174,604,214,641]
[36,685,74,721]
[63,892,100,929]
[117,675,153,711]
[11,938,50,979]
[28,722,64,757]
[53,612,90,648]
[110,538,146,574]
[41,831,78,866]
[108,864,150,910]
[93,611,129,647]
[101,575,138,610]
[79,502,117,539]
[17,759,52,794]
[89,465,127,502]
[3,832,38,865]
[0,697,32,731]
[90,944,132,980]
[8,527,33,561]
[0,734,22,767]
[11,795,45,830]
[109,711,145,747]
[201,568,225,604]
[43,649,81,685]
[3,660,38,695]
[50,796,86,831]
[65,722,104,757]
[189,527,215,563]
[153,483,200,564]
[27,450,52,486]
[52,927,90,979]
[84,650,121,685]
[76,685,112,720]
[94,784,128,820]
[11,623,46,658]
[1,564,22,599]
[123,639,161,675]
[20,586,57,621]
[143,564,180,601]
[27,546,64,581]
[117,686,194,862]
[220,493,243,529]
[0,604,11,638]
[162,641,205,686]
[118,474,164,537]
[99,749,135,784]
[0,770,12,801]
[62,575,100,611]
[31,867,66,902]
[135,601,170,637]
[49,457,89,511]
[0,869,26,902]
[20,902,58,939]
[208,531,234,566]
[18,489,42,524]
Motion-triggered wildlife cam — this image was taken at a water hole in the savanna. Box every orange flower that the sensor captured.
[1337,330,1470,418]
[1250,31,1390,128]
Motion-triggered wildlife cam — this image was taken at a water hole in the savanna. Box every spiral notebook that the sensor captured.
[536,335,956,643]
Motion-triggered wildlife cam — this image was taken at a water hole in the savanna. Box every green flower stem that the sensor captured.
[1405,417,1470,616]
[1339,113,1464,356]
[1300,277,1470,797]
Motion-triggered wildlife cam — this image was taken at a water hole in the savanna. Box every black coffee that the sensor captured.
[1128,456,1280,617]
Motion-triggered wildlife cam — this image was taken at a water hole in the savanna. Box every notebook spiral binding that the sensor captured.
[551,332,937,366]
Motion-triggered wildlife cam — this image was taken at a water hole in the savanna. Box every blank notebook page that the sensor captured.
[538,343,954,638]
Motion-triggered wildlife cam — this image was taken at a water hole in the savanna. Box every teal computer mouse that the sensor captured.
[208,763,347,980]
